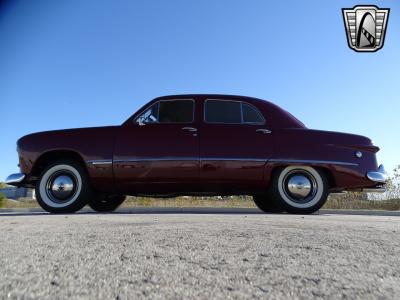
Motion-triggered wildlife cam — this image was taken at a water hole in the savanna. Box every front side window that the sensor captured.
[204,100,265,124]
[137,100,194,124]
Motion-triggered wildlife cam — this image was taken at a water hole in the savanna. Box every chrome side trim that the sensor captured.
[110,157,358,166]
[268,159,359,166]
[203,158,267,162]
[5,173,26,185]
[114,157,198,163]
[366,164,387,183]
[114,157,267,163]
[87,160,113,165]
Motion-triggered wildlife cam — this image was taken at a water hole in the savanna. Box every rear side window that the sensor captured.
[137,100,194,124]
[204,100,241,123]
[204,100,265,124]
[242,103,264,123]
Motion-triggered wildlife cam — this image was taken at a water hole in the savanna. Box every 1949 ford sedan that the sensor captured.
[5,94,387,214]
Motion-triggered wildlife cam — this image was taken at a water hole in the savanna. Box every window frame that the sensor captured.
[203,99,266,125]
[135,98,195,125]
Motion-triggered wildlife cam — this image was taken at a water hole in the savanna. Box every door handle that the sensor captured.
[182,127,198,132]
[256,129,272,134]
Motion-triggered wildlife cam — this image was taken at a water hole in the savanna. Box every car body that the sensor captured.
[6,94,387,213]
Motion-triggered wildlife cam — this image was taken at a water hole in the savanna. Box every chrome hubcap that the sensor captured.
[283,170,318,203]
[46,172,77,202]
[287,175,312,198]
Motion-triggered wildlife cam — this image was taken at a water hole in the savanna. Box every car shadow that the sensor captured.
[0,207,263,217]
[0,207,398,217]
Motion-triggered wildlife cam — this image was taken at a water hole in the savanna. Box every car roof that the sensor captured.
[154,94,270,104]
[125,94,305,129]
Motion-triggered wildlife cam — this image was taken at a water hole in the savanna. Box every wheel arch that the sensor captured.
[31,150,87,178]
[315,166,336,190]
[268,164,336,189]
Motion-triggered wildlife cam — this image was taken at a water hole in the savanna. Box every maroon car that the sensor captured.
[5,94,387,214]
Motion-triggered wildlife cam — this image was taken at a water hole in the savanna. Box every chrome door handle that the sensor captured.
[182,127,198,132]
[256,129,272,134]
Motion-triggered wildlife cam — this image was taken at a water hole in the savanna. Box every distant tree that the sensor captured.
[386,165,400,200]
[0,182,8,189]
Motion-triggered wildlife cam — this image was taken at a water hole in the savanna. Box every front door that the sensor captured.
[199,98,274,193]
[114,99,199,194]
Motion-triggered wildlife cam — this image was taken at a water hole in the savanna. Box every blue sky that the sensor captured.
[1,0,399,180]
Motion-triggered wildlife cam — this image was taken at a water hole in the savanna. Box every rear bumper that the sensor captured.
[359,164,387,193]
[5,173,26,186]
[366,164,387,184]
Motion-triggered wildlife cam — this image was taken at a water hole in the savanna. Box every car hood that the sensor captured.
[17,126,118,153]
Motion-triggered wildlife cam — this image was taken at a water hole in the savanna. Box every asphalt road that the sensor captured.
[0,211,399,299]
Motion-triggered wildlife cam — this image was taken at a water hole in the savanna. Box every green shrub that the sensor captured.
[0,182,8,189]
[0,192,6,208]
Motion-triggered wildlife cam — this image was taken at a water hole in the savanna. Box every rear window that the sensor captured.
[204,100,264,124]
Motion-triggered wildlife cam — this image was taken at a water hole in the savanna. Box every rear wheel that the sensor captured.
[253,195,283,213]
[36,160,91,213]
[88,194,126,212]
[269,166,329,214]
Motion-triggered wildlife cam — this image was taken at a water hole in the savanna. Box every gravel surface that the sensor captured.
[0,212,399,299]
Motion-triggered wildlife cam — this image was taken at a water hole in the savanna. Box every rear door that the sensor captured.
[199,98,274,192]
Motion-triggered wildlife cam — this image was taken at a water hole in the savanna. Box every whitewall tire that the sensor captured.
[35,160,91,213]
[269,166,329,214]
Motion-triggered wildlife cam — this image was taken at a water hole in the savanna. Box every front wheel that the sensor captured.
[88,194,126,212]
[269,166,329,214]
[35,160,92,213]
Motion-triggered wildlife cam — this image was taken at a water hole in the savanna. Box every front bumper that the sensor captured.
[367,164,388,184]
[5,173,26,186]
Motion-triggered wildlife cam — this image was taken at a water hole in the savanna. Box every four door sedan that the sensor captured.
[5,94,387,214]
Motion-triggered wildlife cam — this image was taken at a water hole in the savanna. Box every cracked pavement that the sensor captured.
[0,212,399,299]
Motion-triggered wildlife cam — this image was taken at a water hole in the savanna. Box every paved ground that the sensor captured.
[0,212,399,299]
[3,207,400,216]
